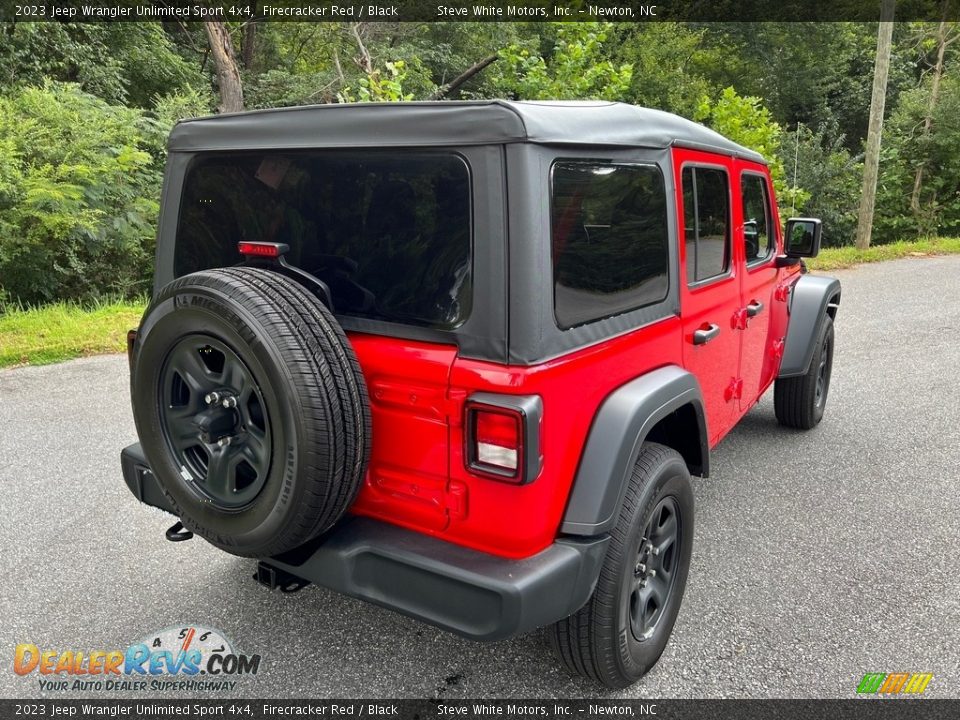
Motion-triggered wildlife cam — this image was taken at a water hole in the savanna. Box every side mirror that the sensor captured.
[784,217,822,258]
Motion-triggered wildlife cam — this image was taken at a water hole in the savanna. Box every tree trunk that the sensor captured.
[204,21,244,114]
[242,20,257,72]
[855,0,895,250]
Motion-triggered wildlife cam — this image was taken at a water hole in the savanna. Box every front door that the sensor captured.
[736,165,780,409]
[675,150,742,446]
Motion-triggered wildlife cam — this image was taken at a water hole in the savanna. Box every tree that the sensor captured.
[695,87,808,214]
[910,9,960,216]
[781,121,863,246]
[491,23,632,101]
[613,23,717,118]
[0,83,165,304]
[204,22,244,113]
[855,1,896,250]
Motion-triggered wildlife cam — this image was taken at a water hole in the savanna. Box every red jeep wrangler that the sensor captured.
[122,101,840,688]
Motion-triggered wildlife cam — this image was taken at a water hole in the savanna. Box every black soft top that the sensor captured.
[167,100,767,163]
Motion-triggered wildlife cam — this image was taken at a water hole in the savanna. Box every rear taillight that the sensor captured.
[474,408,521,473]
[465,394,543,484]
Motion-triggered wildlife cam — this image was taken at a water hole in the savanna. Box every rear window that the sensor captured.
[174,151,472,329]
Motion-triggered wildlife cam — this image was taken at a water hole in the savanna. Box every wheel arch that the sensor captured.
[779,274,841,378]
[560,365,708,537]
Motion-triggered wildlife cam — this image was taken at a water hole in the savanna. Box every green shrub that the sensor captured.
[0,82,165,305]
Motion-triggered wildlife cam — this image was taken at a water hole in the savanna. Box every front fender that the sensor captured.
[560,365,707,536]
[779,274,841,378]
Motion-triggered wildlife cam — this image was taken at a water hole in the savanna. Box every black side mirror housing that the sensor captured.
[784,217,823,258]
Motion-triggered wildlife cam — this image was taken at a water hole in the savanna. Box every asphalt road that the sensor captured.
[2,256,959,700]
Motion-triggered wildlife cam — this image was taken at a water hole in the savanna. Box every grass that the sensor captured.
[807,236,960,271]
[0,298,146,369]
[2,236,960,370]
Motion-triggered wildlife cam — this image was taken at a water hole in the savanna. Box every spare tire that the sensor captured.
[131,267,371,557]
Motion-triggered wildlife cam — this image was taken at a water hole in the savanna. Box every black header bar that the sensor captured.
[4,0,960,23]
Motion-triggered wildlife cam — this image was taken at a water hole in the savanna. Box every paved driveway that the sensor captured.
[2,256,958,699]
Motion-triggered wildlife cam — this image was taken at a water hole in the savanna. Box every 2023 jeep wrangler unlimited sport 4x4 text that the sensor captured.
[121,100,840,688]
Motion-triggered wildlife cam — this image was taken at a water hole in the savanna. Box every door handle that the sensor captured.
[746,301,764,317]
[693,323,721,345]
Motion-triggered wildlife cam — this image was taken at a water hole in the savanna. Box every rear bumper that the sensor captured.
[121,443,609,641]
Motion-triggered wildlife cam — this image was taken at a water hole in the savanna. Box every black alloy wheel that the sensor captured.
[159,335,271,509]
[814,332,832,408]
[629,497,682,642]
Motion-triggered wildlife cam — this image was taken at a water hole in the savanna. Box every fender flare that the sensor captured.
[560,365,708,536]
[779,274,842,378]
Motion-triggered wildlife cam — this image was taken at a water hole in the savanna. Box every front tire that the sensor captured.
[774,314,835,430]
[548,443,694,689]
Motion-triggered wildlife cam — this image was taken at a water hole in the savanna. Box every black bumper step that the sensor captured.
[121,442,609,641]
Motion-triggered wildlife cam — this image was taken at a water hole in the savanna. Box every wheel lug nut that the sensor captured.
[651,547,660,556]
[222,397,237,408]
[218,437,231,447]
[649,569,657,577]
[205,392,220,405]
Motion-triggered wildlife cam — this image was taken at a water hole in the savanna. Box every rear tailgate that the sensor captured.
[347,333,460,534]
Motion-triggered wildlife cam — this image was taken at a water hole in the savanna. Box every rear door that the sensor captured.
[736,164,781,409]
[675,149,742,445]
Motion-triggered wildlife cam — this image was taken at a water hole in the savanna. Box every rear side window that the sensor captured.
[682,166,730,283]
[741,173,775,263]
[175,151,471,330]
[551,162,669,330]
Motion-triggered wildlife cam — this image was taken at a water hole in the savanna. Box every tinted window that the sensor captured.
[682,167,730,283]
[175,152,471,329]
[551,162,669,330]
[741,173,774,263]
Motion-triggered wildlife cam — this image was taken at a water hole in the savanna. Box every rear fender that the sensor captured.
[560,365,707,536]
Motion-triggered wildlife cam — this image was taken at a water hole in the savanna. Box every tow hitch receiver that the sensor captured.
[254,561,310,593]
[165,521,194,542]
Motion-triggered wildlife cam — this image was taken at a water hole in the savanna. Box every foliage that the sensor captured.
[3,19,960,311]
[491,23,632,101]
[0,296,146,367]
[339,60,415,103]
[613,23,718,119]
[695,87,809,214]
[0,23,202,107]
[874,72,960,242]
[780,121,863,246]
[0,83,165,305]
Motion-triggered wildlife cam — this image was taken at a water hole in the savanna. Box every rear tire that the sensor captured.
[548,443,694,689]
[131,267,371,557]
[774,314,835,430]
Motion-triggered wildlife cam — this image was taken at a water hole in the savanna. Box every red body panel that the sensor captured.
[736,158,785,412]
[347,335,459,533]
[345,148,802,560]
[674,149,743,445]
[348,319,681,559]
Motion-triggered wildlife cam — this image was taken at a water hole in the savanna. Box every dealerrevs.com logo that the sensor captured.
[13,626,260,692]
